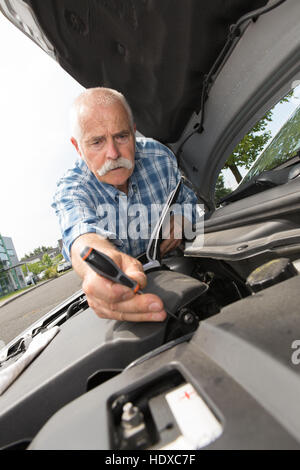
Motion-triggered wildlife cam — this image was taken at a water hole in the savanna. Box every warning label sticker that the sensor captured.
[162,383,222,450]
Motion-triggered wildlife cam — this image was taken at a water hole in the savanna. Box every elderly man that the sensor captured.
[52,87,197,322]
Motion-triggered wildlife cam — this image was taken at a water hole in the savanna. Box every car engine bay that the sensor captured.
[0,234,300,450]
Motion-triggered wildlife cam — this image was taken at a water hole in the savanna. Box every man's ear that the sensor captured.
[70,137,82,157]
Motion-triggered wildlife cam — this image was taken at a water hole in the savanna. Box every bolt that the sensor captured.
[183,312,195,324]
[121,402,143,428]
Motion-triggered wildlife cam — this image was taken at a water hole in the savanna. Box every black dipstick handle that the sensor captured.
[80,246,140,293]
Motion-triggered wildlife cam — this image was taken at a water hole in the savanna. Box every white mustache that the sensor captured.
[96,157,133,177]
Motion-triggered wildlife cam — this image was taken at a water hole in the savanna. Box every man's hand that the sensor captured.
[160,214,184,258]
[71,233,167,322]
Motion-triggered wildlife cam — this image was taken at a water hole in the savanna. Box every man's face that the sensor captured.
[72,101,136,191]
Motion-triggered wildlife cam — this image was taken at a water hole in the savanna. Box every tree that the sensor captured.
[24,262,42,276]
[215,174,232,205]
[245,103,300,180]
[21,245,55,260]
[224,110,273,183]
[53,253,63,264]
[42,253,52,267]
[224,91,294,184]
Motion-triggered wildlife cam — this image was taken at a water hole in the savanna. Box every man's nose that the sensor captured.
[106,138,120,159]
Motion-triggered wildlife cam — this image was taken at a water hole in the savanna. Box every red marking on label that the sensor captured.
[179,389,196,401]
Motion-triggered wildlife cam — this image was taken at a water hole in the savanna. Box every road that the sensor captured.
[0,270,83,346]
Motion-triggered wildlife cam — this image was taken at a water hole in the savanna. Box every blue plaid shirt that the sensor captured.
[52,137,197,260]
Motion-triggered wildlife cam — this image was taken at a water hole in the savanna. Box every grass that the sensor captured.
[0,286,32,302]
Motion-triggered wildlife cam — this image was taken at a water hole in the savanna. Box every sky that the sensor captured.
[0,13,84,260]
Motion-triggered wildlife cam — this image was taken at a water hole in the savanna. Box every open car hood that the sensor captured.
[0,0,267,140]
[1,0,296,208]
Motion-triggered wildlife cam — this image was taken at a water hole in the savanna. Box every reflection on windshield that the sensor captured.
[215,83,300,204]
[242,102,300,184]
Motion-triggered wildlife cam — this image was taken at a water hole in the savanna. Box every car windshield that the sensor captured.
[240,99,300,185]
[215,83,300,205]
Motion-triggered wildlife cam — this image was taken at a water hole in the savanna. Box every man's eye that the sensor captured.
[92,139,104,145]
[115,133,129,143]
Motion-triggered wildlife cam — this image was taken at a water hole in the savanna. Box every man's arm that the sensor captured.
[71,233,167,322]
[159,214,185,258]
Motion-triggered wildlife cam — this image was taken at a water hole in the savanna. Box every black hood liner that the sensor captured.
[26,0,267,143]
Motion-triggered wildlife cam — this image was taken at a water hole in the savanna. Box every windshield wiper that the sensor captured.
[220,160,300,204]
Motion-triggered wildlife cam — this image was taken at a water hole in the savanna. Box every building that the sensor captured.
[21,245,61,264]
[57,239,63,253]
[0,235,26,297]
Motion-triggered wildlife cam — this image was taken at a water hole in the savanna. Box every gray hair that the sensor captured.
[70,87,134,141]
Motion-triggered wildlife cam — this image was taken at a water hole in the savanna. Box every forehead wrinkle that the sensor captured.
[80,103,132,142]
[70,87,134,141]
